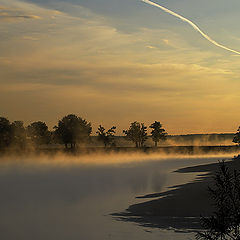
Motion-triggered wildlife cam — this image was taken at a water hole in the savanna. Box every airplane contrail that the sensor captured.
[142,0,240,55]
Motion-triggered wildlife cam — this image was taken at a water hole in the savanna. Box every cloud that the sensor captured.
[146,45,156,49]
[22,36,39,41]
[0,5,41,22]
[142,0,240,55]
[1,0,240,133]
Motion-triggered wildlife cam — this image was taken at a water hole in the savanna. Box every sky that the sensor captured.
[1,0,240,134]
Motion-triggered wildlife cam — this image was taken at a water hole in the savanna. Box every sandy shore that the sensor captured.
[113,155,240,230]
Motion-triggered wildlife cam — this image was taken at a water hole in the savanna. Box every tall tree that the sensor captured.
[123,121,147,148]
[54,114,92,149]
[96,125,116,147]
[233,126,240,145]
[197,161,240,240]
[0,117,12,149]
[27,121,51,146]
[149,121,167,147]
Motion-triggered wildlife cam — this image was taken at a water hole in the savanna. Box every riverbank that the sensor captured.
[113,155,240,230]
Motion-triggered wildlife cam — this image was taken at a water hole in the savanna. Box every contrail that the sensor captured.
[142,0,240,55]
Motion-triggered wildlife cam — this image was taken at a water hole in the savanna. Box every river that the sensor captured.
[0,153,233,240]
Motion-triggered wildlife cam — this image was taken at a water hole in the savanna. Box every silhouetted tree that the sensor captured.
[149,121,167,147]
[11,121,26,148]
[233,127,240,145]
[96,125,116,147]
[27,121,51,146]
[54,114,92,149]
[196,161,240,240]
[0,117,12,149]
[123,121,147,148]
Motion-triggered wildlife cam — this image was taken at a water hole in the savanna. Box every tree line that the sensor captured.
[0,114,167,150]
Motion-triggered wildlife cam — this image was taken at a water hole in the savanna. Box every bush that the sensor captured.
[197,161,240,240]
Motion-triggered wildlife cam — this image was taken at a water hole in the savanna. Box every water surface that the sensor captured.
[0,153,233,240]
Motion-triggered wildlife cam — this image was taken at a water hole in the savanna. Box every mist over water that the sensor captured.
[0,153,234,240]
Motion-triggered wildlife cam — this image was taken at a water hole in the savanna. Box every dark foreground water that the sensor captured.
[0,153,233,240]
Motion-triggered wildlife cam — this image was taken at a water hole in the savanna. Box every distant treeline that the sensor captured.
[0,114,167,151]
[167,133,235,146]
[0,114,239,152]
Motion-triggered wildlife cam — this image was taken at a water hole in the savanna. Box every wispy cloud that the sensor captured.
[1,0,240,133]
[146,45,156,49]
[142,0,240,55]
[22,36,39,41]
[0,5,41,21]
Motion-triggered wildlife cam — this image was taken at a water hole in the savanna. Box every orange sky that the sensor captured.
[1,0,240,134]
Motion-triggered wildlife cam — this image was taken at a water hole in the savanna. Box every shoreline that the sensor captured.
[113,155,240,230]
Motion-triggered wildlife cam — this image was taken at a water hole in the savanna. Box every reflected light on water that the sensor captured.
[0,152,236,168]
[0,153,235,240]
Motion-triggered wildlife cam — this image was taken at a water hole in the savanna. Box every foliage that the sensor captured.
[54,114,92,149]
[123,121,147,148]
[27,121,51,146]
[196,161,240,240]
[0,117,12,149]
[233,127,240,145]
[11,121,26,148]
[96,125,116,147]
[149,121,167,147]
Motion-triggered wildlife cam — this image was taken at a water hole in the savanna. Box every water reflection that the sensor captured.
[0,154,232,240]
